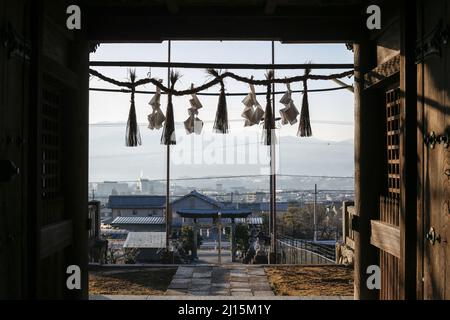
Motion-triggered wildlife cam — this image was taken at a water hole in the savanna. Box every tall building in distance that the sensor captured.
[137,178,165,195]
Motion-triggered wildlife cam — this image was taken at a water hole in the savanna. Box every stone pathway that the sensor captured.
[90,295,353,300]
[166,265,274,297]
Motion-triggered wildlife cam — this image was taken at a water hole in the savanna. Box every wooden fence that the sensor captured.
[342,201,355,250]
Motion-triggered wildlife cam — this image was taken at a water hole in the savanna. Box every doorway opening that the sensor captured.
[87,40,355,298]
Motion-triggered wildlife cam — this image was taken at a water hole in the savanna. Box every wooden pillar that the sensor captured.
[353,39,380,300]
[399,0,417,300]
[28,0,44,299]
[192,218,198,260]
[70,31,90,300]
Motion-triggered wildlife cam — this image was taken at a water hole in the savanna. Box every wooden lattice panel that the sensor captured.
[380,250,400,300]
[379,87,402,300]
[41,78,64,226]
[380,196,400,227]
[386,88,401,198]
[42,84,61,200]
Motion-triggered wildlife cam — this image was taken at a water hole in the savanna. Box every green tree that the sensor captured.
[279,203,341,240]
[234,224,250,254]
[180,226,202,253]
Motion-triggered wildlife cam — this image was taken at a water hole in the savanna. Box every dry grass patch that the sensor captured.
[265,265,353,296]
[89,268,177,295]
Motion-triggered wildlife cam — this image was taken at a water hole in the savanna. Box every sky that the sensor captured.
[89,41,354,140]
[88,42,355,182]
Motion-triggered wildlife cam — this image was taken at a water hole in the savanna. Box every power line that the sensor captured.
[88,140,353,159]
[88,173,354,184]
[90,60,354,70]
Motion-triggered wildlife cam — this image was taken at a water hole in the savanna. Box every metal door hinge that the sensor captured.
[424,131,449,149]
[0,160,19,182]
[425,227,441,245]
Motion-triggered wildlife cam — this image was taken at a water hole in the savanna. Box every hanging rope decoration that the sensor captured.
[298,66,312,137]
[147,79,166,130]
[89,68,353,95]
[184,84,204,135]
[263,70,275,146]
[208,69,229,134]
[279,81,299,125]
[241,78,264,127]
[161,71,180,145]
[89,67,354,145]
[125,69,142,147]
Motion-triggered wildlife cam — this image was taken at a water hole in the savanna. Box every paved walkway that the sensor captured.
[194,249,233,264]
[166,265,274,297]
[90,295,352,300]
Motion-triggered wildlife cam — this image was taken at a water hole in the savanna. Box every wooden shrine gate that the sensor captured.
[2,0,449,300]
[354,0,449,299]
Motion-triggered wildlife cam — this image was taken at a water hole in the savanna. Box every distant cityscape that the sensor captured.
[89,175,354,206]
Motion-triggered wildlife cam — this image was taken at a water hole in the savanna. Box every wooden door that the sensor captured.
[35,1,90,299]
[0,0,30,299]
[1,0,89,299]
[418,0,450,300]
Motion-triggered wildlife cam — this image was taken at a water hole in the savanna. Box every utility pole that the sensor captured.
[313,183,317,242]
[269,40,277,264]
[217,212,222,264]
[165,40,172,251]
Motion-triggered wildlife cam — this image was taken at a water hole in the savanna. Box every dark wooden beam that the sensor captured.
[89,61,354,70]
[265,0,277,14]
[370,220,401,258]
[353,38,380,300]
[399,0,417,300]
[166,0,179,15]
[85,6,364,42]
[27,0,44,299]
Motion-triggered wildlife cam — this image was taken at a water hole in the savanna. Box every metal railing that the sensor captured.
[277,235,336,265]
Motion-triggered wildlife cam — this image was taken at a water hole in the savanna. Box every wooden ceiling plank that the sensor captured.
[166,0,179,14]
[265,0,277,14]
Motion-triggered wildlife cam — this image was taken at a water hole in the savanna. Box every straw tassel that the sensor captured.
[298,67,313,137]
[125,69,142,147]
[209,69,229,134]
[161,71,180,145]
[263,70,274,146]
